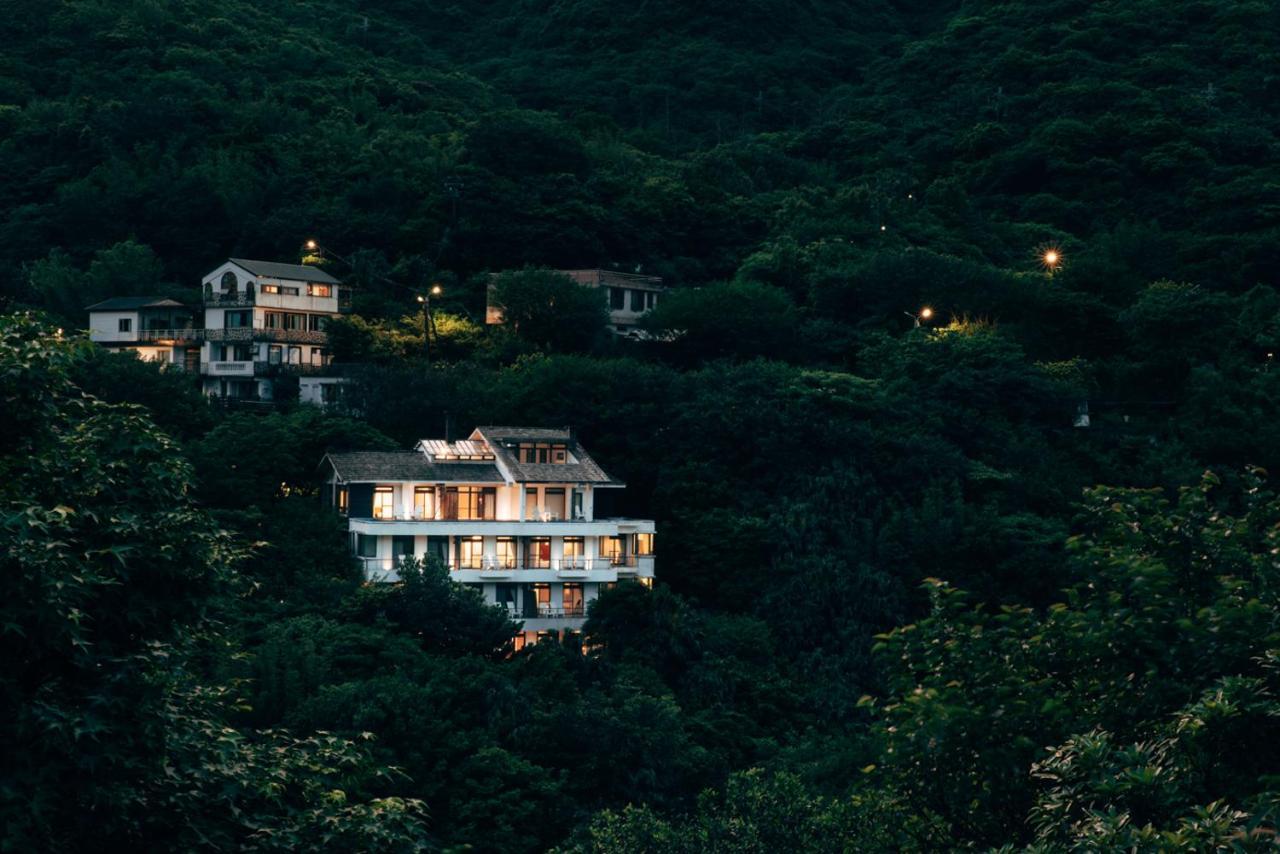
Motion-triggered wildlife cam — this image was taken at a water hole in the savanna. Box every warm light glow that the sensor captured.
[1044,250,1059,266]
[919,307,934,319]
[880,225,887,231]
[416,295,425,303]
[431,284,443,296]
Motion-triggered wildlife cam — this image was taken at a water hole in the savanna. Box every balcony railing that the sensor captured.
[254,362,334,377]
[204,292,256,308]
[519,606,586,620]
[358,556,643,574]
[357,512,616,524]
[206,327,328,344]
[139,328,205,342]
[202,360,255,376]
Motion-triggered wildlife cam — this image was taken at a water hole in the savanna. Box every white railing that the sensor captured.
[358,556,645,574]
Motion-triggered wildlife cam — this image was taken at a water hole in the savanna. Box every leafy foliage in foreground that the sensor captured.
[0,315,428,850]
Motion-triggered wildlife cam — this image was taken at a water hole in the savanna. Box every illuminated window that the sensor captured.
[413,486,434,519]
[446,486,495,520]
[533,583,551,615]
[373,486,395,519]
[527,537,551,568]
[563,583,584,616]
[336,487,348,516]
[118,318,132,332]
[638,576,654,589]
[600,536,624,564]
[459,536,484,569]
[518,443,568,464]
[497,536,517,568]
[308,283,332,298]
[636,533,655,555]
[562,537,584,568]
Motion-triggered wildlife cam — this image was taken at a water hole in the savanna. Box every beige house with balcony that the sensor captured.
[320,426,656,650]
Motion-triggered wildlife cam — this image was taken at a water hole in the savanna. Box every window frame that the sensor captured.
[372,486,395,520]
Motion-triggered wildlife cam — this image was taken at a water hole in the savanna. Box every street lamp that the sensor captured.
[905,307,934,328]
[418,285,443,364]
[1040,247,1063,274]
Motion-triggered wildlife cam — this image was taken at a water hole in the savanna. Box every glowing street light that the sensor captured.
[905,307,934,328]
[419,285,443,363]
[1040,247,1063,274]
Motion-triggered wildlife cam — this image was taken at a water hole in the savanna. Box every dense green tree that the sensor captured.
[865,469,1280,847]
[0,315,427,850]
[489,269,608,353]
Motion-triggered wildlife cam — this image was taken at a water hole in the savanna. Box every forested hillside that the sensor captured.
[4,0,1280,850]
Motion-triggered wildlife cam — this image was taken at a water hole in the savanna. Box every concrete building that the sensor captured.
[199,258,348,404]
[320,426,656,650]
[86,296,202,371]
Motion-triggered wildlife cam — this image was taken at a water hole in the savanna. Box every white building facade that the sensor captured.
[199,258,348,403]
[321,427,656,650]
[86,297,202,370]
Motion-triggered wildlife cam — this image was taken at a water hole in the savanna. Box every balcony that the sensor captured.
[350,517,653,540]
[520,606,586,620]
[358,555,648,578]
[201,360,254,376]
[204,291,256,308]
[254,362,334,377]
[206,327,328,345]
[139,328,205,343]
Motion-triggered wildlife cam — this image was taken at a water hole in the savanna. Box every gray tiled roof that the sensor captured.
[323,451,503,483]
[85,296,187,311]
[474,426,622,485]
[229,258,340,285]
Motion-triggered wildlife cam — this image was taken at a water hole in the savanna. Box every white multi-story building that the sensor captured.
[200,258,348,405]
[486,269,664,338]
[86,296,202,370]
[320,426,656,649]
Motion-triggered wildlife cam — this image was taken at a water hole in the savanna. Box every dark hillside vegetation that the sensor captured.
[3,0,1280,849]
